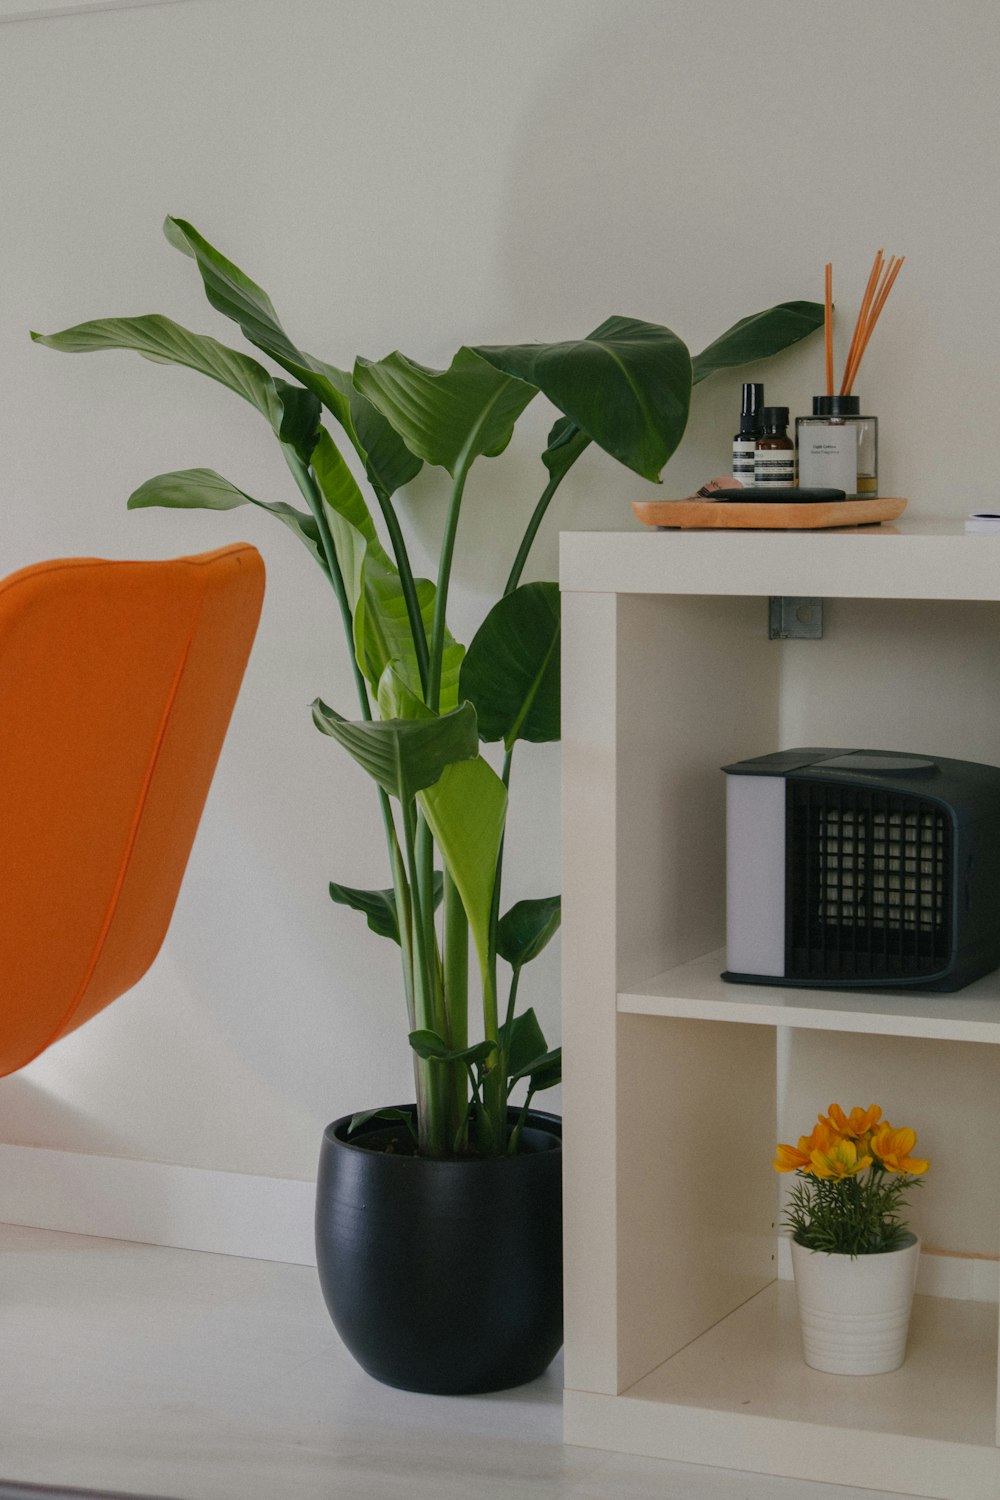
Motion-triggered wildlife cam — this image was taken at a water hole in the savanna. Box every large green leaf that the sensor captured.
[374,664,512,993]
[496,896,561,970]
[354,347,537,477]
[310,428,387,558]
[509,1046,562,1091]
[376,662,430,721]
[473,316,691,483]
[418,756,507,985]
[328,882,402,943]
[127,468,328,571]
[499,1007,547,1077]
[164,216,325,390]
[351,388,423,500]
[307,428,435,701]
[409,1030,497,1068]
[310,425,391,662]
[164,216,422,498]
[460,582,559,749]
[311,697,478,804]
[363,567,463,711]
[542,415,592,482]
[329,873,444,944]
[275,379,321,463]
[31,315,282,430]
[691,300,824,384]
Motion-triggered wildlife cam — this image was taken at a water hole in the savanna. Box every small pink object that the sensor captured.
[695,476,742,499]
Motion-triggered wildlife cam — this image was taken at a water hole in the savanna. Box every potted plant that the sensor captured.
[34,218,822,1393]
[775,1103,930,1375]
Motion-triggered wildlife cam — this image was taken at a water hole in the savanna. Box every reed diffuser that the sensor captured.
[797,251,904,497]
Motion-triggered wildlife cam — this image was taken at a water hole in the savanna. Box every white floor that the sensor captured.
[0,1223,929,1500]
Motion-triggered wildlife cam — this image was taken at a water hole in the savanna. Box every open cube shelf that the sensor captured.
[560,524,1000,1500]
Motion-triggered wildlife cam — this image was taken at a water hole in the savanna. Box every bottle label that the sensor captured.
[732,438,756,482]
[754,450,795,485]
[797,425,858,493]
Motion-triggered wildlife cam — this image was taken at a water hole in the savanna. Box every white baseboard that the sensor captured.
[5,1144,994,1300]
[0,1143,316,1265]
[777,1233,999,1302]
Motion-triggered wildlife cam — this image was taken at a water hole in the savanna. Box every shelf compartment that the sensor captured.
[620,948,1000,1043]
[565,1283,1000,1500]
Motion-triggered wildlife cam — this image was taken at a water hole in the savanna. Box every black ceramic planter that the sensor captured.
[315,1105,562,1395]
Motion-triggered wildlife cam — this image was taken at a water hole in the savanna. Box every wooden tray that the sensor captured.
[632,495,907,530]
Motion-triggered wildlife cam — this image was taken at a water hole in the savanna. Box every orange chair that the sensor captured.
[0,544,265,1077]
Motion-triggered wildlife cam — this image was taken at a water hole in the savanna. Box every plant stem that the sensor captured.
[479,965,502,1151]
[503,468,565,596]
[322,407,428,693]
[287,450,401,857]
[402,801,447,1156]
[414,811,446,1046]
[442,872,469,1148]
[508,1083,536,1155]
[487,748,514,1117]
[371,483,430,699]
[501,965,521,1047]
[285,450,372,719]
[427,460,471,711]
[454,1061,483,1153]
[286,447,430,1123]
[420,455,474,1146]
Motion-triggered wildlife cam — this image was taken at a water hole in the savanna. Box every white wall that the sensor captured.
[1,0,998,1183]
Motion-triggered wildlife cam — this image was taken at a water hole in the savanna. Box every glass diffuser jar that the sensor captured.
[796,395,878,497]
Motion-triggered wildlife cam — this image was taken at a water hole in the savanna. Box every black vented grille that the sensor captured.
[787,781,953,981]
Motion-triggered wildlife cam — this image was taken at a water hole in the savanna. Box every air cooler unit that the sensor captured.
[723,748,1000,992]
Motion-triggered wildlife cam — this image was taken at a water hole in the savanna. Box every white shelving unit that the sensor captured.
[560,522,1000,1500]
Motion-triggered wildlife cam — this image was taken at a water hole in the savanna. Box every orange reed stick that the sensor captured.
[843,255,904,396]
[839,249,883,395]
[867,254,904,331]
[824,263,834,397]
[841,255,890,396]
[840,249,881,391]
[844,256,897,389]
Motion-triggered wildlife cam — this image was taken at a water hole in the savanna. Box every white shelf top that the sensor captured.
[620,949,1000,1043]
[560,520,1000,600]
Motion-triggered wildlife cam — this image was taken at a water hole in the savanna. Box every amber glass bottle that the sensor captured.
[754,407,795,486]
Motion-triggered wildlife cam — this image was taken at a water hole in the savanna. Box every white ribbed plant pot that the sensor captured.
[790,1233,920,1375]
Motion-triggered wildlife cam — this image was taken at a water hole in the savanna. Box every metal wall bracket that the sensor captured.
[768,597,824,640]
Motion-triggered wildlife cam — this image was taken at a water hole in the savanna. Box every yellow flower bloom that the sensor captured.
[809,1137,872,1180]
[773,1118,837,1173]
[870,1124,929,1176]
[821,1103,882,1139]
[773,1140,812,1172]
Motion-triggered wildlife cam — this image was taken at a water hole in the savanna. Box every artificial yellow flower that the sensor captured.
[821,1103,882,1139]
[808,1136,872,1180]
[870,1124,929,1176]
[773,1118,837,1173]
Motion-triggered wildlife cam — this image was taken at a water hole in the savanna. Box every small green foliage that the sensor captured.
[784,1169,919,1257]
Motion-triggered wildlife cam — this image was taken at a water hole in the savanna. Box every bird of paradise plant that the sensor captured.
[775,1103,929,1256]
[34,216,823,1158]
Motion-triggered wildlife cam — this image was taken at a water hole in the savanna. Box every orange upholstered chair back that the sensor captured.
[0,544,265,1077]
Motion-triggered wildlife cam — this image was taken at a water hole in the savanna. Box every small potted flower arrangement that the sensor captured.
[774,1104,929,1375]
